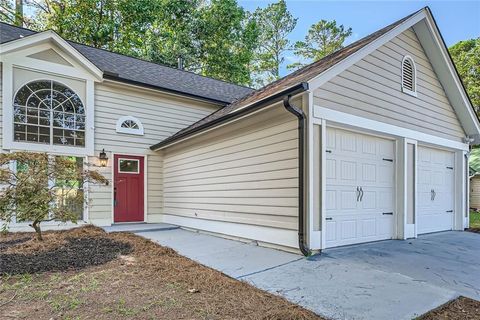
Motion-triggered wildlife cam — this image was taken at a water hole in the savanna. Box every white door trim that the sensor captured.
[314,106,468,151]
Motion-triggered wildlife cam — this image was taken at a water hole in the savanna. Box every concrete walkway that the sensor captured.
[106,224,480,320]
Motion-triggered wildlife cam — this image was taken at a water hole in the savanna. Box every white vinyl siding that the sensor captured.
[89,82,218,224]
[162,104,300,247]
[314,28,465,142]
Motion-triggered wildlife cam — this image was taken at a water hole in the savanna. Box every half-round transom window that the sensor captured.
[116,116,144,135]
[13,80,85,146]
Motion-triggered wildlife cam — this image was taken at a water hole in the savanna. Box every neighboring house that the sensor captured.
[469,148,480,209]
[0,7,478,254]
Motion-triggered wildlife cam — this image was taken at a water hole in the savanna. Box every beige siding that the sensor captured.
[162,103,300,247]
[470,176,480,209]
[89,82,218,224]
[314,28,465,142]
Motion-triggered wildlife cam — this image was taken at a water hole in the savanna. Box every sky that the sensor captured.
[239,0,480,77]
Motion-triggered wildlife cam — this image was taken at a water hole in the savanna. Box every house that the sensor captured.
[469,148,480,209]
[0,7,478,254]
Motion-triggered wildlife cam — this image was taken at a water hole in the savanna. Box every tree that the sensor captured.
[289,19,352,70]
[34,0,161,57]
[0,152,108,240]
[450,38,480,114]
[141,0,199,69]
[252,0,297,87]
[0,0,32,27]
[194,0,259,85]
[28,0,259,86]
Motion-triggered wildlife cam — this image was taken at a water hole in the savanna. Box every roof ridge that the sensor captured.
[227,7,423,109]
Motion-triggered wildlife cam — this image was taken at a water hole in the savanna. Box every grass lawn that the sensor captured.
[470,210,480,229]
[0,226,479,319]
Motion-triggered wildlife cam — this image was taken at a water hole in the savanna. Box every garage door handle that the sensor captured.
[433,189,436,200]
[359,187,364,201]
[326,217,333,221]
[446,210,453,213]
[356,186,360,201]
[382,158,393,162]
[382,212,393,215]
[431,189,434,201]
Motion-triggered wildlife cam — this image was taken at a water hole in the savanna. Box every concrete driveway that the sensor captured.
[111,224,480,320]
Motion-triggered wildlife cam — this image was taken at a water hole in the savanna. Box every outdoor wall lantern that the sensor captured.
[99,149,108,167]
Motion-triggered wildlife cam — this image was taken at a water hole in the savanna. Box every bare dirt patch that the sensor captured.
[0,226,321,319]
[418,296,480,320]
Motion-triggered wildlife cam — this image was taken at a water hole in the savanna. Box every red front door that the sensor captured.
[114,155,144,222]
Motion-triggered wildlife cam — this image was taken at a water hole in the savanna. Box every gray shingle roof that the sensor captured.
[0,22,253,104]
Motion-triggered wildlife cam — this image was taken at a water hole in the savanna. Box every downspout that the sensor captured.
[283,94,311,257]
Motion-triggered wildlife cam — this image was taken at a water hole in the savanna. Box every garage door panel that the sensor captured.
[326,159,336,179]
[362,136,377,155]
[378,217,393,236]
[325,127,395,248]
[418,191,432,208]
[340,190,357,209]
[379,165,394,184]
[362,218,376,237]
[339,131,357,152]
[362,163,376,182]
[378,191,394,209]
[417,146,454,234]
[378,139,395,158]
[360,191,376,209]
[341,160,357,181]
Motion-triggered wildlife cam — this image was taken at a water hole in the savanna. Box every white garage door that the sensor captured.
[417,146,454,234]
[325,127,395,248]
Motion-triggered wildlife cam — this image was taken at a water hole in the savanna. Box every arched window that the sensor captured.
[13,80,85,146]
[401,56,417,96]
[116,116,144,135]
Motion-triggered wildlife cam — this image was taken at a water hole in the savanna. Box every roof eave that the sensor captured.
[0,30,104,81]
[102,74,230,106]
[150,82,309,151]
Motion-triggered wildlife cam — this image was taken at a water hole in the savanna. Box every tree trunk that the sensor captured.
[31,220,43,241]
[15,0,23,27]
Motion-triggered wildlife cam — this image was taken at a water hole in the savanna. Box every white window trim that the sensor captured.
[13,78,86,147]
[2,62,95,156]
[116,116,144,136]
[401,55,417,97]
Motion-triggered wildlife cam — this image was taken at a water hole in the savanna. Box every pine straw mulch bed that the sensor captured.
[417,296,480,320]
[0,225,322,319]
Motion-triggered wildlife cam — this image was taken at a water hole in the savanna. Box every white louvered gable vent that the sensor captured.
[401,56,417,96]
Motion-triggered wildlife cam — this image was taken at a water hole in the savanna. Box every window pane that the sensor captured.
[27,81,50,92]
[14,106,26,123]
[54,156,84,220]
[121,120,139,129]
[119,159,139,173]
[13,80,85,148]
[14,86,31,106]
[14,124,26,141]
